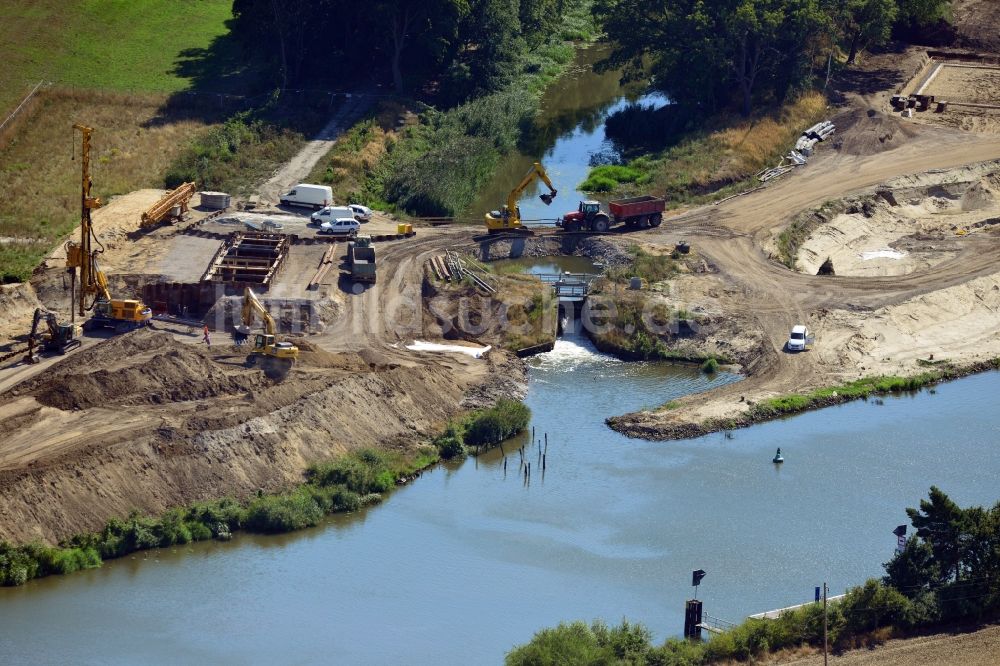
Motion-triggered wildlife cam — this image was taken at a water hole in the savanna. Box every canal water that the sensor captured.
[2,326,999,663]
[467,45,667,226]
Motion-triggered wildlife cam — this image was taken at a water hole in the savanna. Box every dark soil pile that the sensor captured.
[19,330,268,410]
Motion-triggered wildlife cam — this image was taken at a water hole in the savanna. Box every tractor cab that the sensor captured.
[579,200,601,216]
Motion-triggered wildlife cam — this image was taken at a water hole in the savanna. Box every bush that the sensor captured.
[465,399,531,447]
[579,174,617,192]
[435,422,467,459]
[701,358,719,374]
[308,449,395,495]
[245,489,323,533]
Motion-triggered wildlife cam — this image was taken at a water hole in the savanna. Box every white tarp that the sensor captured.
[405,340,491,358]
[859,249,906,261]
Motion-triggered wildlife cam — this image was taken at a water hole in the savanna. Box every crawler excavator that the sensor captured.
[64,124,152,332]
[25,308,82,363]
[484,161,557,234]
[234,287,299,371]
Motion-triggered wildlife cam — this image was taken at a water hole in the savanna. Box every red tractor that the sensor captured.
[558,195,665,233]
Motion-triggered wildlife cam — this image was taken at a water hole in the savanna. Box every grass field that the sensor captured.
[0,0,237,115]
[0,0,242,283]
[0,91,216,282]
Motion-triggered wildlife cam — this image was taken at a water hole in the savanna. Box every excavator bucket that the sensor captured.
[233,325,250,344]
[540,190,557,206]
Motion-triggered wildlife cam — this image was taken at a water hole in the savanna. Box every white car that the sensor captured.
[318,218,360,237]
[310,206,356,226]
[787,325,809,352]
[348,204,372,222]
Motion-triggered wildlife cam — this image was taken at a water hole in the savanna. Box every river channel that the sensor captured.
[3,47,1000,666]
[467,45,667,225]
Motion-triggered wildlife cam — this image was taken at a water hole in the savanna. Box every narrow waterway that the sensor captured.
[467,45,667,225]
[2,320,999,663]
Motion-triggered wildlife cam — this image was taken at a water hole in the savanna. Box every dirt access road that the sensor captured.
[612,118,1000,437]
[258,92,373,204]
[772,623,1000,666]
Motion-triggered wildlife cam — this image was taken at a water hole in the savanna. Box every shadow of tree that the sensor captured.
[143,19,273,128]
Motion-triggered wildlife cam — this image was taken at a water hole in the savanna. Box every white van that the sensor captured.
[310,205,356,226]
[279,184,333,209]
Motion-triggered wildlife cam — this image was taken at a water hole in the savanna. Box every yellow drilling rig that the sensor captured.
[64,124,152,332]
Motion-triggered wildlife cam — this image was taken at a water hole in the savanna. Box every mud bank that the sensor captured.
[0,329,524,544]
[609,358,1000,441]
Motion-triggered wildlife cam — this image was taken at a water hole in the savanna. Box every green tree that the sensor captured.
[467,0,526,93]
[896,0,950,26]
[378,0,469,94]
[884,536,939,595]
[906,486,968,582]
[841,0,898,64]
[593,0,832,116]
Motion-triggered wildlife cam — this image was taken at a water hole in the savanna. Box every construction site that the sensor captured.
[3,36,1000,546]
[3,0,1000,659]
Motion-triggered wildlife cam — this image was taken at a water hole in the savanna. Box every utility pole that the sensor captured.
[823,582,829,666]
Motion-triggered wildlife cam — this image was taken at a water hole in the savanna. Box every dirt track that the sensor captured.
[611,119,1000,437]
[772,623,1000,665]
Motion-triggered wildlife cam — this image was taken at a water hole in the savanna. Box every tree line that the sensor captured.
[593,0,951,116]
[505,486,1000,664]
[231,0,578,102]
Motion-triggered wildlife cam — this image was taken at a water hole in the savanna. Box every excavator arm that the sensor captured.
[485,161,558,233]
[506,162,558,214]
[241,287,277,336]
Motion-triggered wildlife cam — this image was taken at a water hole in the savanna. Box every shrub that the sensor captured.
[465,399,531,447]
[308,450,396,495]
[245,489,323,534]
[701,357,719,374]
[579,174,617,192]
[435,422,467,459]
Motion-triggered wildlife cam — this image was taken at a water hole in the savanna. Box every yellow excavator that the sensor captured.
[64,124,152,332]
[235,287,299,369]
[484,161,557,234]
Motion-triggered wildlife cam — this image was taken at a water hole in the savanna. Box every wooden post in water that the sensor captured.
[504,457,507,477]
[543,453,546,472]
[823,582,828,666]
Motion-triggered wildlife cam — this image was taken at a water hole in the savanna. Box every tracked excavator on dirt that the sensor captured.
[234,287,299,370]
[484,161,557,234]
[25,308,82,363]
[64,124,152,332]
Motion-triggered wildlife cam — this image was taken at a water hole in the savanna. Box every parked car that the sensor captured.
[787,324,810,352]
[348,203,372,223]
[318,218,360,237]
[311,205,356,226]
[279,183,333,209]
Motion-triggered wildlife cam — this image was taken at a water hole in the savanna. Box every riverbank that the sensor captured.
[0,397,530,587]
[610,359,1000,441]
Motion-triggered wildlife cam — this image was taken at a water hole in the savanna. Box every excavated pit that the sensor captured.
[792,162,1000,277]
